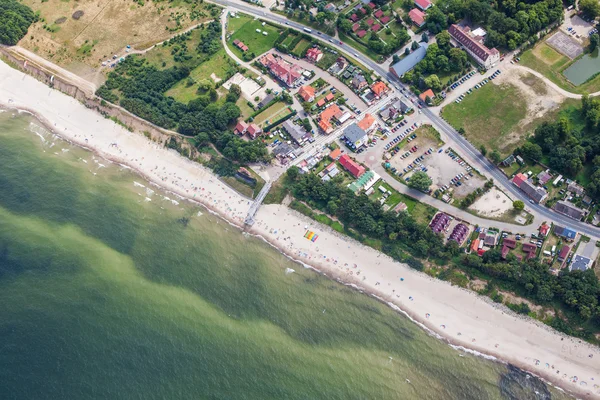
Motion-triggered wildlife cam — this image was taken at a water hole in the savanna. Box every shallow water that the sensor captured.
[0,111,571,400]
[563,49,600,85]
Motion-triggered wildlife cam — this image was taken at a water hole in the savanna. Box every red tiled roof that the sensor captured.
[380,16,391,24]
[419,88,435,102]
[503,238,516,249]
[371,81,387,96]
[357,113,376,131]
[359,7,367,14]
[366,18,374,26]
[352,23,360,32]
[329,148,342,160]
[372,24,381,31]
[357,30,368,38]
[539,224,550,236]
[235,121,248,134]
[325,93,334,102]
[317,99,326,107]
[448,24,499,63]
[408,8,425,26]
[339,154,365,178]
[298,85,315,102]
[306,47,323,61]
[558,245,570,259]
[374,10,384,18]
[512,173,527,187]
[414,0,432,9]
[367,2,376,9]
[247,123,262,139]
[350,13,359,22]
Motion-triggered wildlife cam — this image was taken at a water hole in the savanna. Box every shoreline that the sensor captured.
[1,60,598,399]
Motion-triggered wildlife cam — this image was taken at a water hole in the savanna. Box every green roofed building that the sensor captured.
[348,170,380,194]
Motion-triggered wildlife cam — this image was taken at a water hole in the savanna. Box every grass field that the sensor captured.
[442,83,527,157]
[228,17,280,58]
[316,52,338,70]
[20,0,216,76]
[253,102,292,127]
[164,49,237,103]
[520,41,600,94]
[281,33,298,49]
[227,13,250,32]
[291,39,312,58]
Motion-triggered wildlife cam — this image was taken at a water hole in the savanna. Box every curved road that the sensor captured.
[210,0,600,239]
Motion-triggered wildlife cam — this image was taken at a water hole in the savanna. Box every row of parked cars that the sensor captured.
[384,126,418,152]
[391,119,410,133]
[455,70,502,104]
[449,70,477,91]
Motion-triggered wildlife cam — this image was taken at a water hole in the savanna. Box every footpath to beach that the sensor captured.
[0,60,598,399]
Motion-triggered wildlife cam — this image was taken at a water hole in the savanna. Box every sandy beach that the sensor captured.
[1,60,598,399]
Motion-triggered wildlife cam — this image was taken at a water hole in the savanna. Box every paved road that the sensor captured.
[209,0,600,239]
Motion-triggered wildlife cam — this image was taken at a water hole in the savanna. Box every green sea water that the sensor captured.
[0,111,571,400]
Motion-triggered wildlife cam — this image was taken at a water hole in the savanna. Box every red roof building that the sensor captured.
[350,13,359,22]
[371,81,388,96]
[522,243,537,253]
[260,54,303,87]
[367,2,376,9]
[357,30,368,38]
[329,148,342,160]
[298,85,315,102]
[448,24,500,69]
[419,88,435,103]
[501,245,510,259]
[539,223,550,237]
[558,245,570,261]
[246,123,262,140]
[408,8,426,27]
[471,238,480,252]
[306,47,323,62]
[235,120,248,135]
[366,18,375,26]
[352,23,360,32]
[339,154,366,178]
[372,24,381,32]
[503,238,516,249]
[374,10,384,18]
[359,7,367,14]
[316,98,326,107]
[414,0,432,10]
[357,113,377,133]
[512,173,528,187]
[380,16,391,24]
[325,93,335,102]
[318,104,344,133]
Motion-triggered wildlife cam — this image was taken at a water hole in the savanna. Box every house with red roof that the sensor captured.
[325,93,335,102]
[306,47,323,62]
[235,120,248,135]
[359,7,367,14]
[408,8,426,27]
[367,2,376,9]
[246,123,262,140]
[557,245,570,262]
[316,98,326,107]
[380,16,391,24]
[539,223,550,237]
[371,81,388,97]
[512,173,528,187]
[318,104,344,133]
[372,24,381,32]
[329,148,342,160]
[352,23,360,32]
[374,10,384,18]
[414,0,432,10]
[366,18,374,26]
[298,85,315,102]
[419,88,435,103]
[501,245,510,259]
[357,30,368,38]
[339,154,365,178]
[357,113,377,133]
[350,13,359,22]
[448,24,500,69]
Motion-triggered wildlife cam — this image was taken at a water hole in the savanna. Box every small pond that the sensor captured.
[563,49,600,86]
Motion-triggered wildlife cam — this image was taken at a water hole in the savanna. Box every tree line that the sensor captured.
[0,0,36,46]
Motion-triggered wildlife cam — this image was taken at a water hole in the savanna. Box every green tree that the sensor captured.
[411,41,419,50]
[404,47,410,56]
[520,142,542,161]
[421,33,429,43]
[580,0,600,20]
[408,171,432,192]
[513,200,525,210]
[0,0,35,45]
[479,145,487,156]
[590,33,599,52]
[489,150,502,164]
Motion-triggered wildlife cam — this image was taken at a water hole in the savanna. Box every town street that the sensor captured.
[208,0,600,239]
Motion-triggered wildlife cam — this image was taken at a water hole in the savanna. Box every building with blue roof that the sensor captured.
[553,225,577,241]
[389,44,428,78]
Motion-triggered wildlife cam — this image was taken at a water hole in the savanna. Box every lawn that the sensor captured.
[442,83,527,157]
[316,52,338,70]
[520,41,600,94]
[281,32,299,49]
[228,17,280,58]
[338,31,382,63]
[252,102,293,127]
[227,13,251,33]
[236,97,254,120]
[165,49,237,103]
[291,39,312,58]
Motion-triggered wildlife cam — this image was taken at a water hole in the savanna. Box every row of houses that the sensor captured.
[512,173,548,203]
[448,24,500,70]
[234,121,262,140]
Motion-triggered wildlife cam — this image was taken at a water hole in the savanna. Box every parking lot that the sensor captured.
[452,69,503,104]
